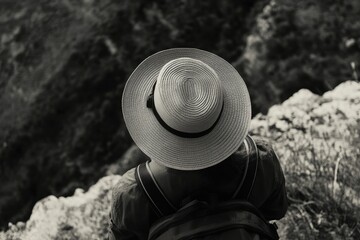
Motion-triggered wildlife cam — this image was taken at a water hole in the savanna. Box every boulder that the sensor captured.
[0,176,121,240]
[250,81,360,239]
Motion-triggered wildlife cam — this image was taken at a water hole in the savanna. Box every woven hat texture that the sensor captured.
[122,48,251,170]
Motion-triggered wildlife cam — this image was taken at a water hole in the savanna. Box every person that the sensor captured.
[108,48,288,240]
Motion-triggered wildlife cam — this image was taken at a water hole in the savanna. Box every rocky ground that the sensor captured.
[0,0,261,227]
[1,176,121,240]
[251,81,360,239]
[1,0,359,229]
[1,81,359,240]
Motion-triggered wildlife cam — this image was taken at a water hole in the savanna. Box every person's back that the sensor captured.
[109,48,288,240]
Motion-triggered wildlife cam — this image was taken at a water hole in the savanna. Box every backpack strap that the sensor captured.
[135,161,177,217]
[232,135,259,200]
[136,135,259,216]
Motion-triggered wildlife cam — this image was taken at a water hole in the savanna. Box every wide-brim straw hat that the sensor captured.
[122,48,251,170]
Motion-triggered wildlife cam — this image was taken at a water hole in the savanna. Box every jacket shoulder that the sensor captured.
[112,167,138,199]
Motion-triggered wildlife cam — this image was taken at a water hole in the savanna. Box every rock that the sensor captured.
[234,0,360,113]
[250,81,360,239]
[0,0,134,227]
[0,0,265,227]
[1,81,359,239]
[1,0,359,228]
[0,175,121,240]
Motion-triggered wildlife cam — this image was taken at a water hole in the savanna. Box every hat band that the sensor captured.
[146,85,224,138]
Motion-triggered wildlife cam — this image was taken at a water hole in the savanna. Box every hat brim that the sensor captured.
[122,48,251,170]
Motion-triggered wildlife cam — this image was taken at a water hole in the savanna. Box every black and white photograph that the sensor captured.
[0,0,359,239]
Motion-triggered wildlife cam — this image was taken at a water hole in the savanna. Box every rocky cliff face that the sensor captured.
[0,0,263,227]
[1,0,359,228]
[1,176,121,240]
[1,81,359,240]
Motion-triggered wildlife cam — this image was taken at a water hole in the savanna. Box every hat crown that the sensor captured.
[122,48,251,170]
[154,57,223,133]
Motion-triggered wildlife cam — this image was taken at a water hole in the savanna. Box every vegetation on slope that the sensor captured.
[0,0,359,230]
[251,81,360,239]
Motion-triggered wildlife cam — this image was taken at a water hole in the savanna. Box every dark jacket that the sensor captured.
[108,136,288,240]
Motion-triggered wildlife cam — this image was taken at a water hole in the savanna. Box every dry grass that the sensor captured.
[252,81,360,239]
[276,124,360,239]
[250,81,360,239]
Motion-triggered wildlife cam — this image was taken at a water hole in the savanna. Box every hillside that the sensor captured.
[1,0,359,230]
[0,0,264,227]
[1,81,359,240]
[251,81,360,239]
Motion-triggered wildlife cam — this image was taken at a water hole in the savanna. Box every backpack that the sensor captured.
[135,135,279,240]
